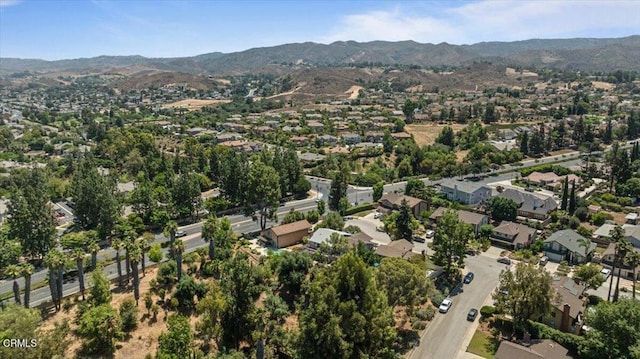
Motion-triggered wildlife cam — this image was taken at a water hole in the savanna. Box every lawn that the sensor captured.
[467,329,497,359]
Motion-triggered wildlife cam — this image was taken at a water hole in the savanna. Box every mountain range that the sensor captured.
[1,36,639,74]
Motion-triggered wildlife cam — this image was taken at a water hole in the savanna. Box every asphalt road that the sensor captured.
[410,253,506,359]
[0,197,320,302]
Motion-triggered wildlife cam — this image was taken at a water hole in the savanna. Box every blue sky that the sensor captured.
[1,0,639,60]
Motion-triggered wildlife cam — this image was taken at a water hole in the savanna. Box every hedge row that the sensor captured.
[344,203,374,215]
[526,320,584,353]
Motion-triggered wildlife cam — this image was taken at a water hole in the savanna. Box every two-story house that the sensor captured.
[544,276,587,334]
[543,229,596,264]
[438,179,493,205]
[497,189,558,221]
[490,221,537,250]
[429,207,489,236]
[378,193,429,218]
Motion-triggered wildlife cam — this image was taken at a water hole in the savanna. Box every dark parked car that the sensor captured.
[497,257,511,265]
[463,272,474,284]
[467,308,478,321]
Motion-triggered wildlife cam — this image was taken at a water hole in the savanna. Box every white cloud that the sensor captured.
[321,0,640,44]
[0,0,21,7]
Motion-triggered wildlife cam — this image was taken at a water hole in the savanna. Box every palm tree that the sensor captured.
[608,225,624,301]
[4,264,21,305]
[613,239,632,302]
[44,250,61,310]
[88,241,100,271]
[112,238,124,287]
[55,253,66,309]
[129,244,142,305]
[72,248,87,301]
[624,251,640,300]
[123,236,134,285]
[577,237,593,264]
[138,237,148,277]
[173,240,185,282]
[22,263,34,308]
[202,215,217,261]
[163,220,178,251]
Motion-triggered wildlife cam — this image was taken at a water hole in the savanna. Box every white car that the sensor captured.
[425,230,435,238]
[439,298,453,313]
[600,268,611,279]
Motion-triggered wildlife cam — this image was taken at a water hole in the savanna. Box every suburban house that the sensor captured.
[307,228,351,249]
[260,220,312,248]
[593,223,640,279]
[490,221,537,249]
[374,239,416,260]
[429,207,489,236]
[545,276,587,334]
[347,231,376,249]
[341,133,361,145]
[543,229,596,264]
[626,212,640,225]
[494,339,571,359]
[497,189,558,221]
[438,179,493,205]
[526,172,580,190]
[378,193,429,218]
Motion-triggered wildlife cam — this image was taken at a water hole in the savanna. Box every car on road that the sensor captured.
[497,257,512,265]
[467,308,478,321]
[463,272,474,284]
[175,230,187,238]
[438,298,453,313]
[600,268,611,279]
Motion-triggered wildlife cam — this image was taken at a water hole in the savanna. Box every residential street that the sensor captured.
[410,253,507,359]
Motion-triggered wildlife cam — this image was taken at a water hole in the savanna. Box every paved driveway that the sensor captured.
[344,213,390,245]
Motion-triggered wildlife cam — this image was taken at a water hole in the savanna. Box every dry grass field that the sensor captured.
[162,98,231,110]
[591,81,615,90]
[405,123,467,147]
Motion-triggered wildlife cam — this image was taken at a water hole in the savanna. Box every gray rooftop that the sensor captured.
[545,229,596,254]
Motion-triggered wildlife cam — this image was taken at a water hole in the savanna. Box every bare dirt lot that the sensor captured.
[162,99,231,110]
[345,85,363,100]
[591,81,615,90]
[40,266,169,359]
[405,123,467,147]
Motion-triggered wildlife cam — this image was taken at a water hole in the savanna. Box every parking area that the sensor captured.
[344,213,390,245]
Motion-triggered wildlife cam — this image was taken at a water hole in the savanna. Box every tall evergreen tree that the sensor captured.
[568,180,577,215]
[520,131,529,156]
[561,177,569,211]
[71,158,122,241]
[329,163,349,211]
[396,199,414,241]
[7,169,57,258]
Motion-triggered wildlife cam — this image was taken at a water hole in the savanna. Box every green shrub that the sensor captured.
[600,193,616,203]
[416,306,436,321]
[587,295,603,306]
[344,203,374,215]
[527,320,584,353]
[480,306,496,318]
[431,290,446,307]
[412,321,427,330]
[120,298,139,332]
[590,212,614,226]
